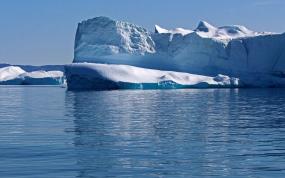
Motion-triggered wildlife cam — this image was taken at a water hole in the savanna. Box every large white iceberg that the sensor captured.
[0,66,65,85]
[66,16,285,90]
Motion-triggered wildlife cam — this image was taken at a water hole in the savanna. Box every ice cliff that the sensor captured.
[66,16,285,90]
[74,16,155,59]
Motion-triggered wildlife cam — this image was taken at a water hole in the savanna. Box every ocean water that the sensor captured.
[0,86,285,178]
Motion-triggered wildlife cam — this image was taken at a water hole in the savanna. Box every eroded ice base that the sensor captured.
[65,63,240,90]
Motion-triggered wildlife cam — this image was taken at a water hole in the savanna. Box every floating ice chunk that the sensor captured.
[0,66,65,85]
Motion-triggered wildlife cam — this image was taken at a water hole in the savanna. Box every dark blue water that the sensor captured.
[0,87,285,177]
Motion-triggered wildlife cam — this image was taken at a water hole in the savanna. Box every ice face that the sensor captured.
[74,16,155,62]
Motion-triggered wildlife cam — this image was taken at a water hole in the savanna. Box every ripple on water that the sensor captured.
[0,87,285,177]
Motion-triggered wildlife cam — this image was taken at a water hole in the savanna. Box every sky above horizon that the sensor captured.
[1,0,285,65]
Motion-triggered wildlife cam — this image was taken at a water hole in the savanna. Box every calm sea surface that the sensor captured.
[0,86,285,177]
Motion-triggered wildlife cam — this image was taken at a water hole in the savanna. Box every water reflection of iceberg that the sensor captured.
[65,89,285,177]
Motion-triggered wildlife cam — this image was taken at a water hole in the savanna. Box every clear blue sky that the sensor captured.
[1,0,285,65]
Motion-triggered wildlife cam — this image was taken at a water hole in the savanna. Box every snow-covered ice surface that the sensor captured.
[65,63,239,90]
[0,66,65,85]
[66,16,285,90]
[155,21,271,40]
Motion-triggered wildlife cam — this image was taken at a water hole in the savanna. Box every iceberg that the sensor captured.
[0,66,65,85]
[65,16,285,90]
